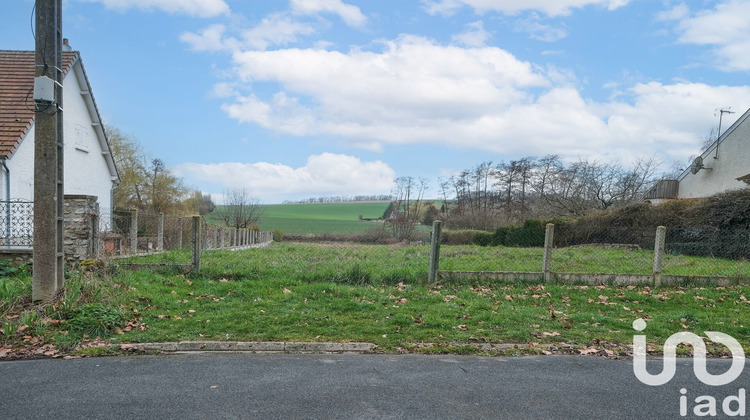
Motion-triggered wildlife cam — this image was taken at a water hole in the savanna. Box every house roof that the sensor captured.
[0,50,77,158]
[0,50,119,183]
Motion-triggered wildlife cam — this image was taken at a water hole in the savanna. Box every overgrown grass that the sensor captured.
[3,242,750,357]
[1,267,133,354]
[110,243,750,354]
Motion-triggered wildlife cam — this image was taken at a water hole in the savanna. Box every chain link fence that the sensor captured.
[432,222,750,284]
[98,211,273,272]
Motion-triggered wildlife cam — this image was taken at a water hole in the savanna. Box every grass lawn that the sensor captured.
[2,243,750,358]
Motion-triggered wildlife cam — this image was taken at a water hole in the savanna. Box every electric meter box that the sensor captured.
[33,76,56,102]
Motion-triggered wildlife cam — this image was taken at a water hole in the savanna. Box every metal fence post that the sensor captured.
[157,212,164,253]
[130,208,138,255]
[176,217,183,249]
[192,216,201,272]
[653,226,666,286]
[543,223,555,282]
[428,220,442,283]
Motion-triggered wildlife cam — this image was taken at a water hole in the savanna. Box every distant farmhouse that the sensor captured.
[0,43,119,209]
[644,107,750,204]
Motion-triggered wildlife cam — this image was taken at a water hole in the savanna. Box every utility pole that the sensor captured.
[32,0,64,301]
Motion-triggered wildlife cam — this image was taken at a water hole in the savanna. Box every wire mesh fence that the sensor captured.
[434,222,750,282]
[97,211,273,272]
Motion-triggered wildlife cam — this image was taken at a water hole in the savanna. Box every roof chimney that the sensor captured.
[62,38,72,52]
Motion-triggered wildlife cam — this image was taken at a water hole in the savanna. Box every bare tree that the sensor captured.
[217,189,265,229]
[387,176,429,240]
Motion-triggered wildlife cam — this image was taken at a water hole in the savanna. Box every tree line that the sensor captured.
[282,195,393,204]
[438,155,660,230]
[379,155,661,240]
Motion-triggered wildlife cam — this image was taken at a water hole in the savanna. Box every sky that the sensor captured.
[2,0,750,203]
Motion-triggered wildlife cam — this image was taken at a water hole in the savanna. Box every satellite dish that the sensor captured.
[690,156,712,174]
[690,156,703,174]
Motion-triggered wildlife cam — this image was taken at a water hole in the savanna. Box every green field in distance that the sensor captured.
[208,202,391,235]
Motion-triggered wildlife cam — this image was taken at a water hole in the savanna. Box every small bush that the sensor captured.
[272,229,285,242]
[442,230,487,245]
[66,303,127,339]
[472,232,493,247]
[358,225,393,244]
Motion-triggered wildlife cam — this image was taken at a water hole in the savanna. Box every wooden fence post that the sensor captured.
[130,208,138,255]
[542,223,555,282]
[192,216,201,272]
[157,212,164,252]
[653,226,666,287]
[428,220,442,283]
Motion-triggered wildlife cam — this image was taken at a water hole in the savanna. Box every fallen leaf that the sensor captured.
[542,331,560,337]
[210,385,218,389]
[219,278,229,283]
[579,348,599,355]
[456,325,469,330]
[283,288,292,294]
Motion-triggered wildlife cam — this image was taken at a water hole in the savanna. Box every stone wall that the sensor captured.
[63,195,99,263]
[0,249,33,265]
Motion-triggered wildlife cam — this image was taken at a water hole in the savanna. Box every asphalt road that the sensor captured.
[1,354,748,419]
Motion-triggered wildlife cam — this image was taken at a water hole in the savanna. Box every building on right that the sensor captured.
[644,107,750,204]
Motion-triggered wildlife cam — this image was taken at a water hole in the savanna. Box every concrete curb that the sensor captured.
[128,341,378,354]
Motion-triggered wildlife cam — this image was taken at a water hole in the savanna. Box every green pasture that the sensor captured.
[206,202,390,235]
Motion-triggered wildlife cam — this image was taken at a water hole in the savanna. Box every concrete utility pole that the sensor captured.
[32,0,64,301]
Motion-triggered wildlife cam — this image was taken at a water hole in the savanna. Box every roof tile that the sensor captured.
[0,50,77,158]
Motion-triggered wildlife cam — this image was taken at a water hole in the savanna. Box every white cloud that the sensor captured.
[661,0,750,71]
[452,21,491,47]
[223,35,548,148]
[290,0,367,27]
[214,34,750,166]
[514,15,568,41]
[181,14,316,52]
[241,13,316,50]
[421,0,464,16]
[173,153,396,201]
[422,0,630,17]
[76,0,230,17]
[180,24,236,51]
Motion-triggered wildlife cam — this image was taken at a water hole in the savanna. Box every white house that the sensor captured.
[0,45,119,209]
[644,107,750,203]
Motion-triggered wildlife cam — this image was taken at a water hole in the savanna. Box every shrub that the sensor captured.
[472,232,493,247]
[66,303,127,338]
[358,225,393,244]
[272,229,284,242]
[442,230,487,245]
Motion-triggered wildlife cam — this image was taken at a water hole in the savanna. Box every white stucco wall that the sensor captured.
[0,60,115,209]
[678,112,750,199]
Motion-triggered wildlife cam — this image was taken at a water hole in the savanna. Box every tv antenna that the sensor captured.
[714,107,736,158]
